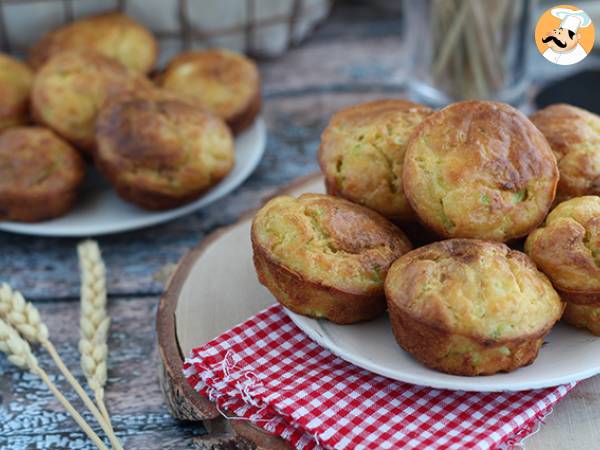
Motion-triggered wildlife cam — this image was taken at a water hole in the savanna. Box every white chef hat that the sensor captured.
[551,8,592,33]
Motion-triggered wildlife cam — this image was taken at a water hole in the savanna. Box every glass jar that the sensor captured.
[404,0,534,107]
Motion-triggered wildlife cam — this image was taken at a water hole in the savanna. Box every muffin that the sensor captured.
[95,95,234,210]
[31,51,153,153]
[403,101,559,242]
[318,100,433,223]
[525,196,600,335]
[156,49,261,134]
[29,12,157,73]
[0,127,84,222]
[530,104,600,202]
[252,194,412,324]
[0,53,34,131]
[385,239,564,376]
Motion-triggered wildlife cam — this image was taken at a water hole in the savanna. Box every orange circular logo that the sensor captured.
[535,4,595,65]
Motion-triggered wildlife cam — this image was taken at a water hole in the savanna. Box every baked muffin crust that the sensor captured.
[31,51,153,153]
[403,101,558,241]
[29,12,157,73]
[530,104,600,201]
[95,95,235,210]
[252,193,412,324]
[385,239,563,375]
[0,53,33,131]
[0,127,84,221]
[157,49,261,134]
[525,196,600,305]
[319,99,433,223]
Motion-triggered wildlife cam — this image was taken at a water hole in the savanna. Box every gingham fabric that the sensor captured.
[183,305,575,450]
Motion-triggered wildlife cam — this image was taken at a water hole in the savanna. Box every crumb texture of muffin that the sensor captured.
[95,96,234,210]
[385,239,563,375]
[530,104,600,201]
[403,101,558,241]
[525,196,600,306]
[157,49,261,134]
[319,99,433,223]
[252,193,412,324]
[0,53,33,131]
[31,51,153,153]
[0,127,84,222]
[29,12,157,73]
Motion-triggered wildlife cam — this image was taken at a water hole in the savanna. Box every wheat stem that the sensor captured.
[0,283,120,449]
[0,319,108,450]
[78,240,123,450]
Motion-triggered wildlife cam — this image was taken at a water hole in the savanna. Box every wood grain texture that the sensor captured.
[0,1,599,449]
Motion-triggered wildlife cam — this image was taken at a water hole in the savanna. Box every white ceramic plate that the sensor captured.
[0,118,266,237]
[286,310,600,392]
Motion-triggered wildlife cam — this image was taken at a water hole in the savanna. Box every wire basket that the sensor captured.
[0,0,333,63]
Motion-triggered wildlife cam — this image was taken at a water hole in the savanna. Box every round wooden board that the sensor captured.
[157,173,324,449]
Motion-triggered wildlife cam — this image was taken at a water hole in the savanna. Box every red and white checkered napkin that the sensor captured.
[183,305,575,450]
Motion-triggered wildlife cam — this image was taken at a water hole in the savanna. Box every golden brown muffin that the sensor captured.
[29,12,157,73]
[251,194,412,324]
[525,196,600,334]
[530,104,600,202]
[403,101,559,242]
[385,239,564,376]
[562,303,600,335]
[31,51,153,153]
[0,127,84,222]
[156,49,261,134]
[318,100,433,223]
[0,53,34,131]
[94,95,234,210]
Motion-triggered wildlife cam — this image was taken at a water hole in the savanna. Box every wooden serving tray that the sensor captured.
[156,174,323,449]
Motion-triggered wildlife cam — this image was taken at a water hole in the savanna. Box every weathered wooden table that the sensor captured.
[1,3,599,449]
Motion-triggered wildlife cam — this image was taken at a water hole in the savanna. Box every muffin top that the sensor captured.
[385,239,563,341]
[530,104,600,201]
[525,196,600,293]
[252,193,412,295]
[0,53,33,130]
[31,51,153,151]
[319,99,433,223]
[29,12,157,73]
[403,101,558,241]
[0,127,84,195]
[95,95,234,197]
[157,50,260,124]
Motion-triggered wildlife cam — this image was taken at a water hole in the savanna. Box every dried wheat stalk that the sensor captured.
[78,240,122,450]
[0,283,121,450]
[0,318,109,450]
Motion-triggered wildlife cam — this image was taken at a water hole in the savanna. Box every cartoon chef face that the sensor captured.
[542,26,581,52]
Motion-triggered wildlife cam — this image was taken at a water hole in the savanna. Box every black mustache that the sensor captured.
[542,35,567,48]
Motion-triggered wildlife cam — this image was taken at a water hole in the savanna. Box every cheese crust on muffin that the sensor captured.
[0,127,84,222]
[95,95,234,210]
[385,239,563,375]
[252,194,412,324]
[403,101,558,241]
[318,99,433,223]
[530,104,600,202]
[31,51,153,153]
[0,53,33,131]
[156,49,261,134]
[525,196,600,334]
[29,12,157,73]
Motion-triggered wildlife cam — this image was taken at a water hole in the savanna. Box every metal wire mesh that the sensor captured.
[0,0,333,59]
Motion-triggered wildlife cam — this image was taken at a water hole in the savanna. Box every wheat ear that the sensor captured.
[78,240,122,450]
[0,283,121,450]
[0,318,109,450]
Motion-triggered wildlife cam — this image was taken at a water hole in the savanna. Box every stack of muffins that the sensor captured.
[252,99,600,376]
[0,12,261,222]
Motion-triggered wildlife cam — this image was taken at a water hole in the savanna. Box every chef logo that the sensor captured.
[535,5,595,65]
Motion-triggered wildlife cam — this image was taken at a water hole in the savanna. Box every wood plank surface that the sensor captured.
[1,1,599,449]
